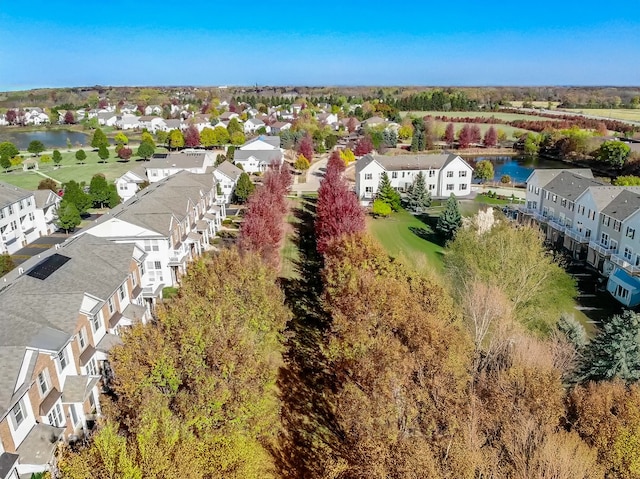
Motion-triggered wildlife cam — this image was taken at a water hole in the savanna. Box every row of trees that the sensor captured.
[56,175,120,232]
[58,248,291,478]
[238,162,292,268]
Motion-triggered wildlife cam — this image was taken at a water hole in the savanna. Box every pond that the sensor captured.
[466,155,568,184]
[0,129,90,150]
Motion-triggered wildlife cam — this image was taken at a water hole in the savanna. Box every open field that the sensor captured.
[510,101,560,109]
[401,110,556,122]
[0,146,146,190]
[562,108,640,122]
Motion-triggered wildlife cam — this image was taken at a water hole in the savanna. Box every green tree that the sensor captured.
[98,144,110,162]
[90,128,109,149]
[598,140,631,168]
[474,159,494,183]
[114,132,129,146]
[234,172,255,204]
[0,142,19,162]
[294,154,310,170]
[52,149,63,165]
[56,200,82,232]
[200,127,216,148]
[436,193,462,240]
[613,175,640,186]
[38,178,59,190]
[156,130,168,146]
[406,171,431,212]
[212,126,231,146]
[376,172,401,211]
[578,311,640,383]
[89,174,111,208]
[523,133,540,155]
[27,140,45,156]
[371,198,392,217]
[40,154,52,164]
[0,254,15,276]
[137,141,155,160]
[227,117,243,136]
[0,156,11,172]
[141,131,155,147]
[168,129,184,150]
[107,185,121,208]
[230,131,246,146]
[62,180,92,215]
[75,149,87,164]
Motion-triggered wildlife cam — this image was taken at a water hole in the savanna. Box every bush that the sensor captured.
[162,286,179,299]
[500,174,512,184]
[117,147,133,160]
[371,199,392,217]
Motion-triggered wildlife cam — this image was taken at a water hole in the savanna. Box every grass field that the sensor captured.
[563,108,640,122]
[0,146,151,190]
[401,110,556,122]
[510,101,560,109]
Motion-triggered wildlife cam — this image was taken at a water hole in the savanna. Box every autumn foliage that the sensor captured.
[239,161,292,268]
[315,151,365,253]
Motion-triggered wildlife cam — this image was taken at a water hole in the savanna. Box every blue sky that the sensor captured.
[0,1,638,90]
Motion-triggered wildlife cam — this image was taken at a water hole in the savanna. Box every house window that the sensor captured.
[38,370,50,396]
[391,172,398,179]
[140,262,146,276]
[616,284,630,300]
[561,199,567,207]
[586,229,591,238]
[428,184,435,190]
[10,220,17,231]
[364,173,372,180]
[118,284,126,301]
[446,171,454,178]
[90,312,102,333]
[601,233,609,247]
[429,170,436,177]
[70,404,79,426]
[552,194,557,202]
[627,227,636,239]
[12,401,25,427]
[624,247,634,261]
[19,201,24,210]
[446,184,454,191]
[589,210,596,221]
[535,187,540,194]
[151,170,157,177]
[86,358,98,376]
[602,215,610,226]
[108,297,115,315]
[459,184,468,191]
[131,272,137,287]
[154,261,161,270]
[578,205,585,215]
[58,348,69,370]
[545,191,550,200]
[47,403,63,427]
[459,171,467,177]
[614,220,621,232]
[542,206,550,217]
[8,205,13,214]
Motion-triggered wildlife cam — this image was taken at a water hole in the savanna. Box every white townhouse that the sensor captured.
[213,161,243,203]
[0,234,150,477]
[233,136,284,173]
[114,168,148,202]
[97,112,118,127]
[0,183,60,255]
[144,105,163,116]
[116,114,140,130]
[138,116,167,133]
[524,169,594,214]
[81,171,225,307]
[244,118,267,134]
[145,150,216,183]
[355,153,473,202]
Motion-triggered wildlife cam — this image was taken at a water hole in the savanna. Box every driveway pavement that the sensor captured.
[291,154,329,194]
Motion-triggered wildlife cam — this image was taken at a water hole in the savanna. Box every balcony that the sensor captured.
[589,241,618,257]
[611,254,640,275]
[532,212,548,223]
[168,249,188,266]
[1,230,17,244]
[547,218,567,233]
[565,228,590,244]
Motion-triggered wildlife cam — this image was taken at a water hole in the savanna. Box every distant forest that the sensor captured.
[1,85,639,111]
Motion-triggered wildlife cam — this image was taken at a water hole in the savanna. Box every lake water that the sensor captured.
[467,155,568,184]
[0,129,89,150]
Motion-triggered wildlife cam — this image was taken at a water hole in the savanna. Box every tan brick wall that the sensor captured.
[0,417,16,453]
[27,353,60,419]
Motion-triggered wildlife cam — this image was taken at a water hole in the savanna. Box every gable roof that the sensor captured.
[543,171,605,201]
[214,161,243,181]
[526,168,594,187]
[601,189,640,221]
[33,189,60,209]
[239,135,280,150]
[358,153,468,173]
[233,149,283,165]
[145,150,213,170]
[0,182,33,208]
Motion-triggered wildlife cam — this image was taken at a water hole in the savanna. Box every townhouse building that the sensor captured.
[0,234,149,477]
[355,153,474,203]
[213,161,243,203]
[145,150,216,183]
[233,136,284,173]
[0,183,60,255]
[519,168,640,307]
[81,171,224,308]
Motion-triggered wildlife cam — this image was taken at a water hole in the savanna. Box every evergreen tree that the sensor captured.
[98,144,110,162]
[137,140,155,160]
[558,313,588,350]
[56,200,81,232]
[376,172,401,211]
[578,310,640,383]
[436,193,462,240]
[107,185,121,208]
[91,128,109,149]
[0,156,11,172]
[52,149,63,165]
[62,180,92,215]
[234,172,255,204]
[406,171,431,212]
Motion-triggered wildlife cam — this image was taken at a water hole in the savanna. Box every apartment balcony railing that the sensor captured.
[589,241,618,257]
[532,212,548,223]
[610,254,640,275]
[1,231,18,244]
[565,228,590,244]
[547,218,567,232]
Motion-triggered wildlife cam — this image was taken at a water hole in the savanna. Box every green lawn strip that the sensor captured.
[401,110,557,122]
[279,202,302,280]
[564,108,640,123]
[367,208,444,272]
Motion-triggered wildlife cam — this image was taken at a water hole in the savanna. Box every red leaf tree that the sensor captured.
[471,125,482,144]
[483,126,498,147]
[458,124,473,149]
[346,117,359,133]
[444,123,455,144]
[315,152,365,254]
[297,135,314,162]
[64,110,75,125]
[354,136,374,156]
[184,125,201,148]
[5,109,17,125]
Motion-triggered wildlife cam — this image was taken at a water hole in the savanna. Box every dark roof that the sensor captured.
[27,254,71,280]
[0,452,19,479]
[601,189,640,221]
[542,171,605,200]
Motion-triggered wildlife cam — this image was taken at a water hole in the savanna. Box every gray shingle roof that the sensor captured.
[33,189,60,209]
[214,161,243,181]
[0,182,32,209]
[234,149,283,164]
[357,153,467,173]
[601,189,640,221]
[146,150,213,170]
[527,168,594,187]
[240,135,281,149]
[543,171,605,201]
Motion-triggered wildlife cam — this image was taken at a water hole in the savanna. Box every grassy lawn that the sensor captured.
[0,146,149,189]
[510,101,561,109]
[401,110,557,122]
[367,208,444,273]
[280,201,302,280]
[563,108,640,122]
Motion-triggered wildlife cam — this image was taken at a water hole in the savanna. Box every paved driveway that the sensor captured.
[11,235,70,265]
